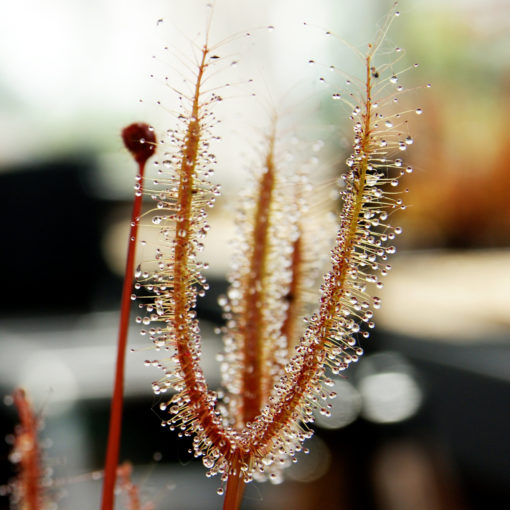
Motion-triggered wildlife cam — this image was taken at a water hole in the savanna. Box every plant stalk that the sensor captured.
[101,120,155,510]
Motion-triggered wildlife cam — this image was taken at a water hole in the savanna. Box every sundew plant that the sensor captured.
[6,3,423,510]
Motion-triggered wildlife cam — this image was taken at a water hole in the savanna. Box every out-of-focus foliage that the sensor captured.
[394,2,510,248]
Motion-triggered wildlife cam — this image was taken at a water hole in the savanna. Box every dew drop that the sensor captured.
[415,108,423,115]
[203,457,214,469]
[366,175,379,186]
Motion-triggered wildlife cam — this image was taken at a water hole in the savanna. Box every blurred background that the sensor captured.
[1,0,509,509]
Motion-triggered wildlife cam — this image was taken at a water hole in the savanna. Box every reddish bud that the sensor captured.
[121,122,157,165]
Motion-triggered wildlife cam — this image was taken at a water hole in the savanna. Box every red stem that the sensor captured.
[101,160,146,510]
[222,458,245,510]
[13,388,42,510]
[241,145,275,423]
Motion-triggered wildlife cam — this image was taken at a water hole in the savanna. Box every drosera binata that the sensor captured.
[132,4,421,510]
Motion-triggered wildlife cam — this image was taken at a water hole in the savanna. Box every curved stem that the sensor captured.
[171,44,237,459]
[249,56,374,454]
